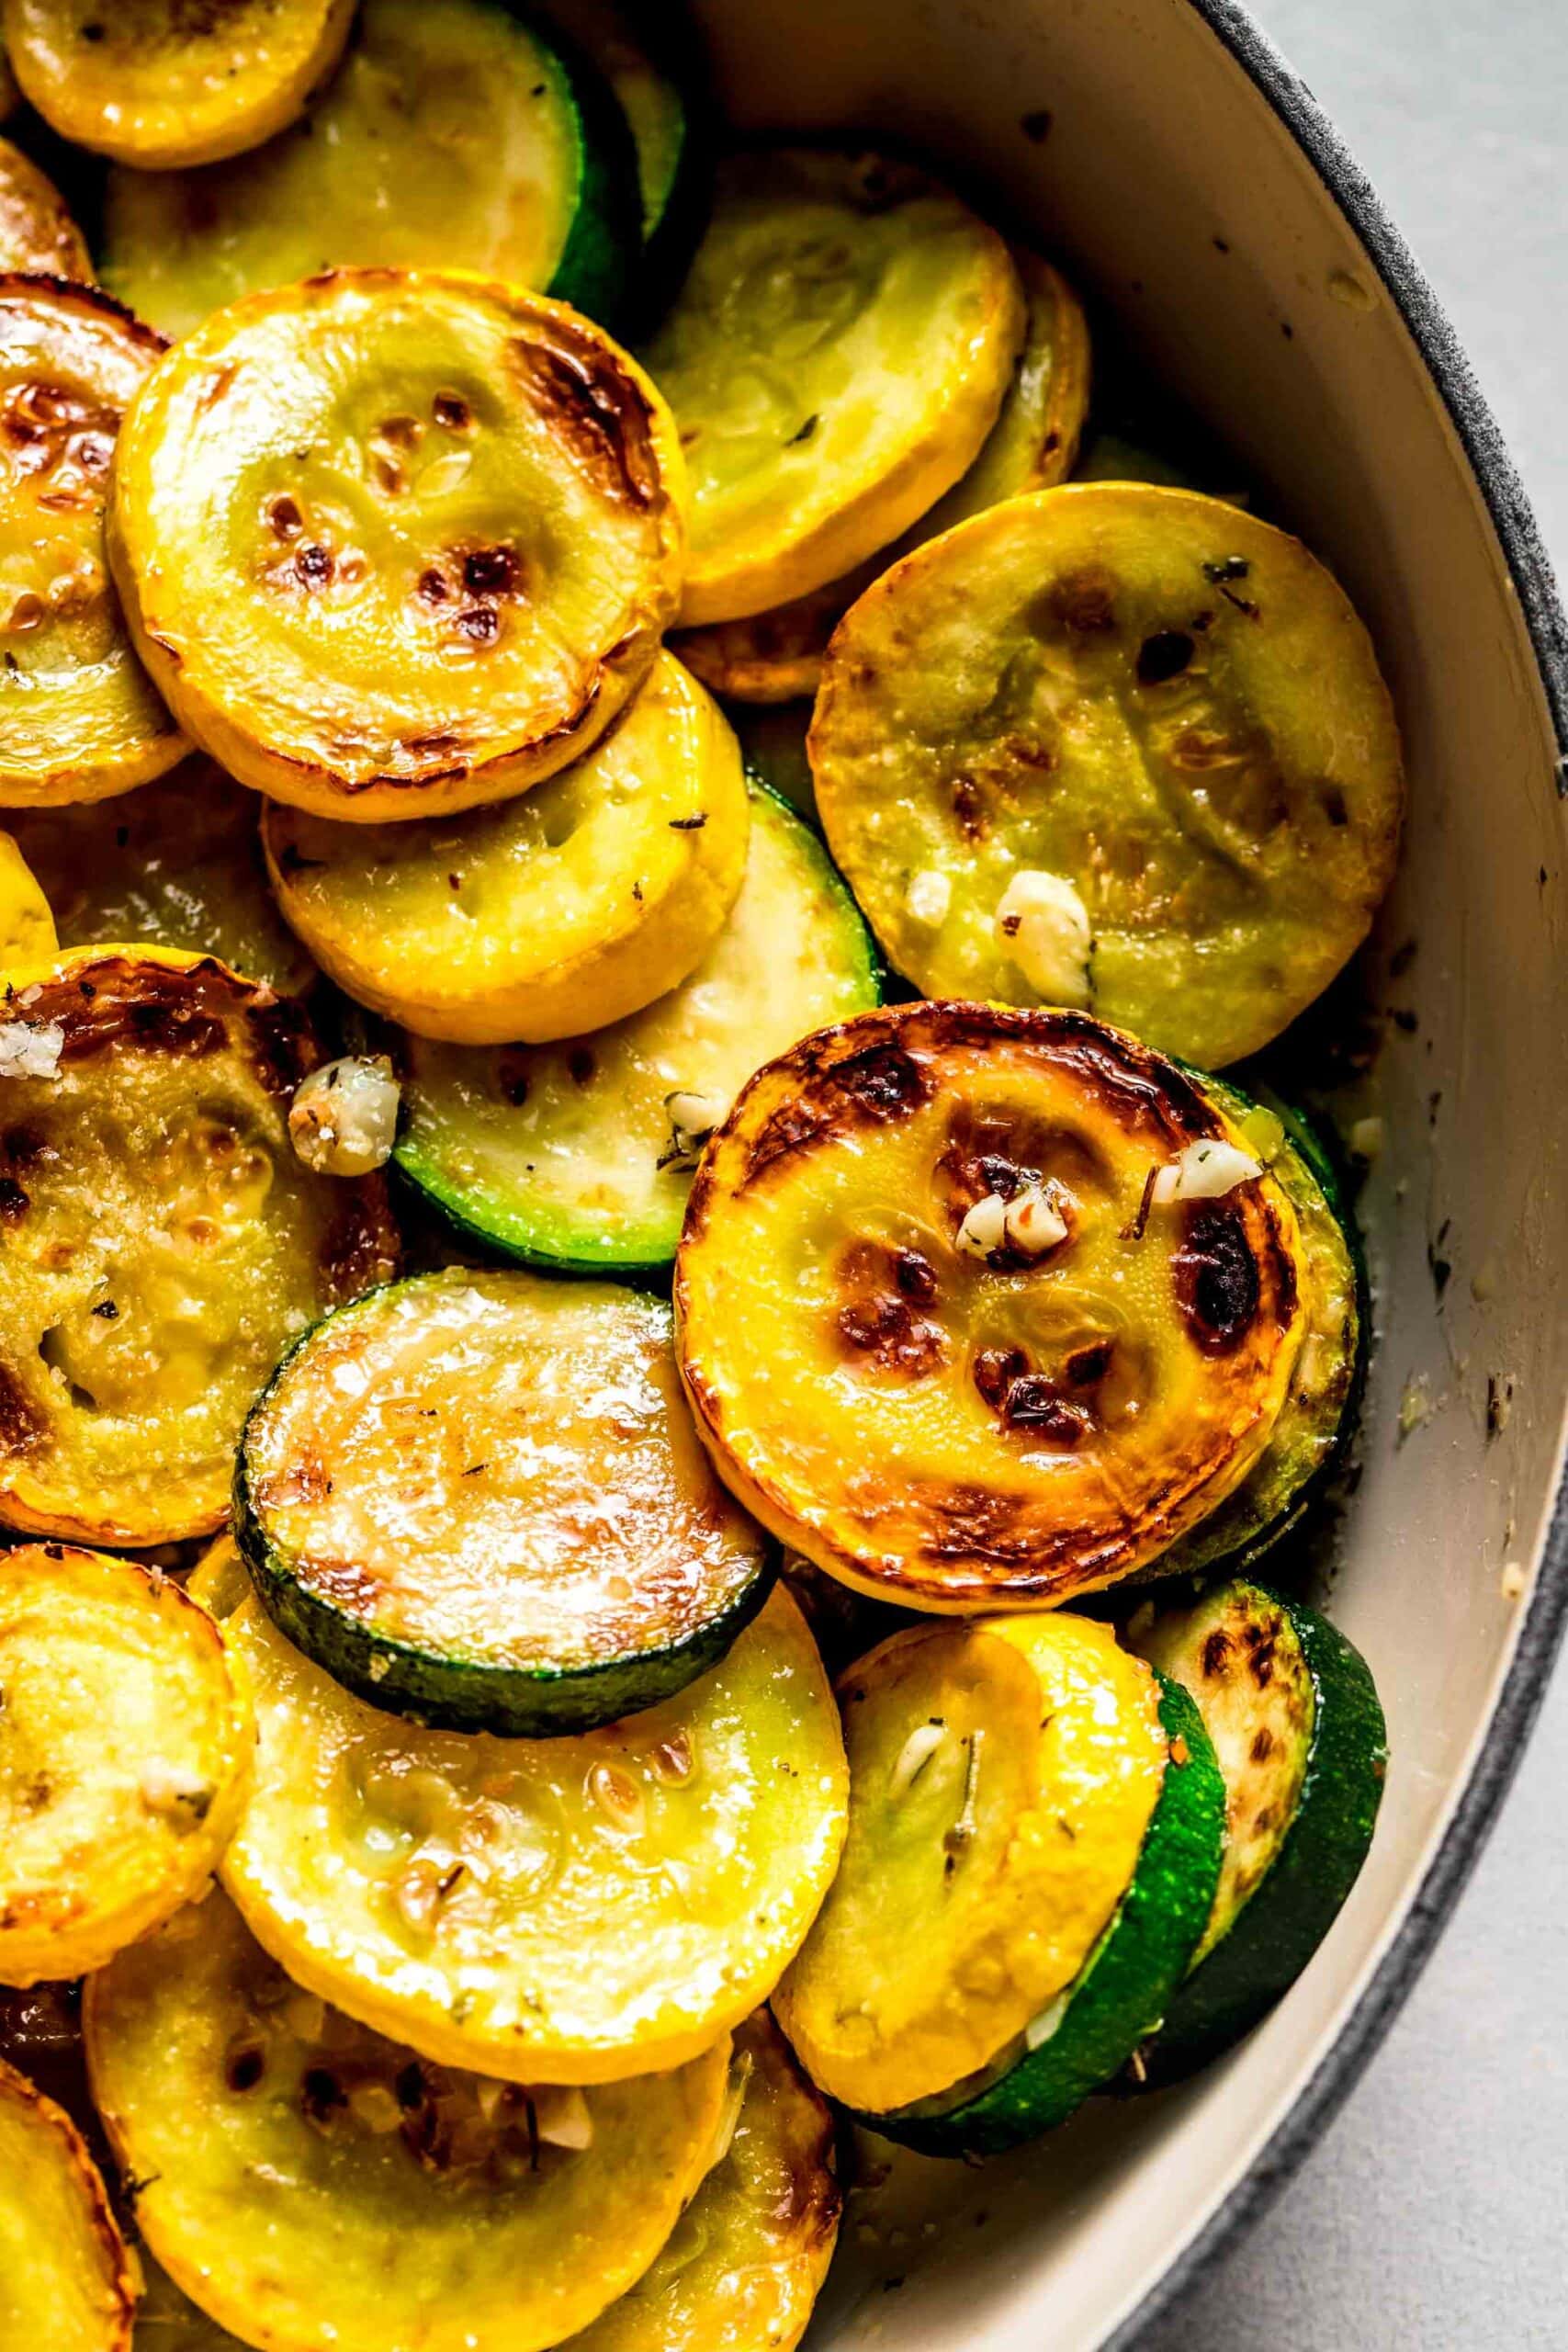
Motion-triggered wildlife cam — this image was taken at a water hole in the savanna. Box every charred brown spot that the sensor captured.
[1201,1628,1232,1678]
[417,568,449,605]
[1136,629,1196,685]
[268,495,302,540]
[836,1294,945,1378]
[1002,1374,1087,1443]
[433,392,472,432]
[973,1345,1027,1413]
[1047,567,1119,635]
[295,544,333,591]
[1250,1726,1275,1762]
[300,2066,346,2125]
[508,334,662,509]
[3,1126,53,1170]
[0,1363,44,1456]
[462,545,519,598]
[458,605,499,644]
[1064,1340,1113,1386]
[893,1248,939,1304]
[319,1186,400,1304]
[226,2045,265,2093]
[1173,1203,1261,1354]
[950,774,986,840]
[833,1043,928,1122]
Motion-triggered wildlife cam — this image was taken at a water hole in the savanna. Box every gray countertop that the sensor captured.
[1140,3,1568,2344]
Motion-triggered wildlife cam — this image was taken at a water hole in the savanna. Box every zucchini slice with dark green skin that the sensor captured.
[865,1674,1225,2155]
[391,779,883,1279]
[1128,1579,1387,2083]
[1138,1079,1366,1583]
[235,1267,773,1736]
[100,0,641,341]
[534,0,712,322]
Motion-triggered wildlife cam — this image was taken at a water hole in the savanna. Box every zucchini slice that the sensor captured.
[0,944,399,1546]
[0,827,56,964]
[0,134,91,277]
[641,147,1024,626]
[675,1001,1305,1611]
[0,2054,136,2351]
[868,1670,1225,2154]
[236,1266,773,1736]
[773,1612,1168,2114]
[562,2011,840,2352]
[85,1887,732,2352]
[262,651,748,1046]
[1128,1577,1387,2080]
[1144,1080,1365,1582]
[534,0,709,314]
[9,756,314,994]
[0,278,186,808]
[108,270,684,824]
[100,0,639,339]
[0,1542,253,1984]
[190,1557,847,2085]
[811,483,1404,1069]
[391,777,882,1274]
[4,0,355,169]
[673,249,1091,704]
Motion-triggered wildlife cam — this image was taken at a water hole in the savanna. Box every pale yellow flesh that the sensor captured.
[246,1269,766,1675]
[103,0,585,336]
[773,1612,1165,2112]
[109,271,685,820]
[0,1544,252,1984]
[263,653,748,1044]
[811,481,1404,1069]
[0,281,186,808]
[4,0,355,169]
[197,1566,848,2085]
[0,826,56,963]
[0,944,397,1545]
[561,2012,840,2352]
[396,783,878,1264]
[85,1888,732,2352]
[643,147,1024,624]
[8,756,313,993]
[0,2058,135,2352]
[676,1004,1304,1610]
[673,248,1092,704]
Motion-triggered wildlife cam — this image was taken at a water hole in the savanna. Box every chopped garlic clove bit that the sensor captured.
[954,1193,1009,1258]
[1149,1139,1263,1205]
[0,1017,63,1079]
[532,2084,594,2151]
[659,1087,730,1173]
[905,867,953,927]
[288,1055,400,1176]
[993,870,1092,1007]
[1003,1181,1070,1255]
[138,1758,215,1828]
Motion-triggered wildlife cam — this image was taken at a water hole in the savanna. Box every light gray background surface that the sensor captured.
[1139,4,1568,2346]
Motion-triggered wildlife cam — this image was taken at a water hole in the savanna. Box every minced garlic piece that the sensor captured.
[0,1017,62,1079]
[889,1720,947,1795]
[905,867,953,927]
[659,1087,729,1173]
[955,1193,1009,1259]
[532,2084,593,2151]
[993,870,1092,1007]
[1004,1181,1070,1255]
[138,1758,215,1828]
[1348,1115,1385,1162]
[1500,1559,1528,1601]
[288,1055,400,1175]
[1150,1140,1263,1205]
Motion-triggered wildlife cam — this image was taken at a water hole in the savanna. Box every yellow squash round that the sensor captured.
[10,756,315,993]
[85,1888,731,2352]
[673,249,1091,703]
[642,147,1024,626]
[0,134,92,277]
[0,1542,253,1984]
[0,277,186,808]
[0,2054,137,2350]
[0,944,398,1545]
[0,827,55,964]
[263,652,747,1043]
[3,0,355,168]
[561,2011,840,2352]
[191,1554,848,2086]
[810,481,1404,1068]
[676,1001,1304,1610]
[773,1613,1166,2112]
[109,270,686,822]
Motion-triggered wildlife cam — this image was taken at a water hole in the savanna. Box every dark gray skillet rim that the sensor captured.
[1107,2,1568,2344]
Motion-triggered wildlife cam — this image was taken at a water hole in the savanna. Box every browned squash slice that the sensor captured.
[676,1001,1305,1611]
[0,944,398,1545]
[0,136,92,277]
[0,2053,137,2349]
